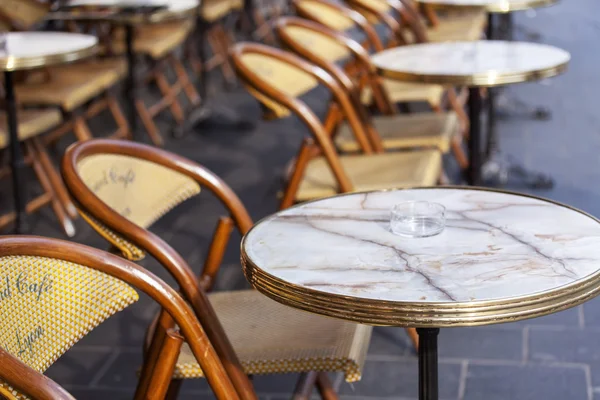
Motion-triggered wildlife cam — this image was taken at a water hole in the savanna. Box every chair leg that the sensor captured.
[155,69,185,124]
[170,54,201,106]
[73,114,93,141]
[31,137,78,219]
[316,372,338,400]
[136,98,165,146]
[106,93,131,139]
[145,329,184,400]
[279,139,314,210]
[292,371,317,400]
[25,141,75,237]
[406,327,419,351]
[165,379,183,400]
[451,135,469,170]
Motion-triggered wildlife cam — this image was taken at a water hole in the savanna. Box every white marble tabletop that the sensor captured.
[242,188,600,326]
[418,0,557,13]
[372,41,570,87]
[65,0,200,21]
[0,32,97,71]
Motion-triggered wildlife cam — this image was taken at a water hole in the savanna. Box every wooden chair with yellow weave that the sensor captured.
[0,235,244,400]
[345,0,486,44]
[231,42,441,212]
[61,138,373,399]
[0,108,77,236]
[292,0,468,131]
[276,16,468,170]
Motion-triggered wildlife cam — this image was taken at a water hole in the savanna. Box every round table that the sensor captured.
[242,187,600,400]
[57,0,200,140]
[0,32,97,233]
[371,41,569,186]
[417,0,557,13]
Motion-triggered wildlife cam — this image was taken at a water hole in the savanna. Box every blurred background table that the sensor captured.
[0,31,97,233]
[371,41,569,185]
[242,187,600,400]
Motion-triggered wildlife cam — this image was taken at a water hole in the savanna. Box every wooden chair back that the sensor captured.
[276,16,396,116]
[0,236,240,400]
[61,139,257,400]
[293,0,384,51]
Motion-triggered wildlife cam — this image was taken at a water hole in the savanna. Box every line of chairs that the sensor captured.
[0,0,489,398]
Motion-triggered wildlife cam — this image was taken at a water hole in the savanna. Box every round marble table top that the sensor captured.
[242,188,600,326]
[0,32,97,71]
[372,41,570,87]
[417,0,557,13]
[65,0,199,23]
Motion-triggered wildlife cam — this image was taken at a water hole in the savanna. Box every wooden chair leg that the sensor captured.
[73,115,93,141]
[292,371,317,400]
[145,329,184,400]
[25,142,75,237]
[106,93,131,139]
[279,139,314,210]
[136,98,165,146]
[451,136,469,170]
[214,25,237,86]
[406,327,419,351]
[30,137,78,219]
[155,70,185,124]
[165,378,183,400]
[170,54,201,106]
[316,372,338,400]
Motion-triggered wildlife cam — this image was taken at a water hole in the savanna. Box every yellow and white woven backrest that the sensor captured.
[241,53,319,119]
[76,154,201,260]
[0,255,139,399]
[282,26,351,64]
[296,0,356,31]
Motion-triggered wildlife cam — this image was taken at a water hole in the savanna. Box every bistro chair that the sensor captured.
[345,0,485,44]
[0,0,49,31]
[62,139,373,399]
[276,17,468,169]
[230,43,441,213]
[0,235,241,400]
[0,109,77,236]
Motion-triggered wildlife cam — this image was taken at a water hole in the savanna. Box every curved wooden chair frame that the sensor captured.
[0,235,240,400]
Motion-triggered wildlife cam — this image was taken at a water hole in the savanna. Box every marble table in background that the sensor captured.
[417,0,557,12]
[242,187,600,400]
[372,41,569,186]
[0,32,97,233]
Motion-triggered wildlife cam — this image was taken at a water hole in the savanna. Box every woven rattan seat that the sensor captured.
[424,8,486,42]
[15,58,126,111]
[296,149,441,201]
[0,109,61,149]
[360,78,444,108]
[335,112,459,152]
[174,290,372,382]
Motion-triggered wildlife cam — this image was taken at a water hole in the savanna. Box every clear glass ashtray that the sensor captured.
[390,201,446,238]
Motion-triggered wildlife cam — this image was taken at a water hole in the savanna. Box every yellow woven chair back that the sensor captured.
[295,0,355,31]
[75,154,201,260]
[0,255,139,399]
[240,53,319,119]
[0,0,49,30]
[280,25,351,63]
[351,0,391,23]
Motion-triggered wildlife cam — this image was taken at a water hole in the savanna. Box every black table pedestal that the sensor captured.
[124,23,139,141]
[418,328,440,400]
[5,71,26,233]
[467,87,482,185]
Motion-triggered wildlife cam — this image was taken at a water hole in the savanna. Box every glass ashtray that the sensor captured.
[390,201,446,238]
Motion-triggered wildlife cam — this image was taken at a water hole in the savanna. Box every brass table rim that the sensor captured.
[373,42,570,88]
[417,0,558,13]
[0,34,98,72]
[241,186,600,327]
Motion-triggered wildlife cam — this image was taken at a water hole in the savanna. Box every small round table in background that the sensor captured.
[59,0,200,141]
[242,187,600,400]
[417,0,557,13]
[0,32,97,233]
[371,41,569,185]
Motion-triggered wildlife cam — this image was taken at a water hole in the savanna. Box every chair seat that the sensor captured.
[200,0,243,22]
[15,58,126,111]
[361,79,444,108]
[173,290,372,382]
[336,112,459,153]
[0,109,62,149]
[110,19,195,59]
[296,149,441,201]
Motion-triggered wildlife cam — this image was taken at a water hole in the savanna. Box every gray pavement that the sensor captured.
[4,0,600,398]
